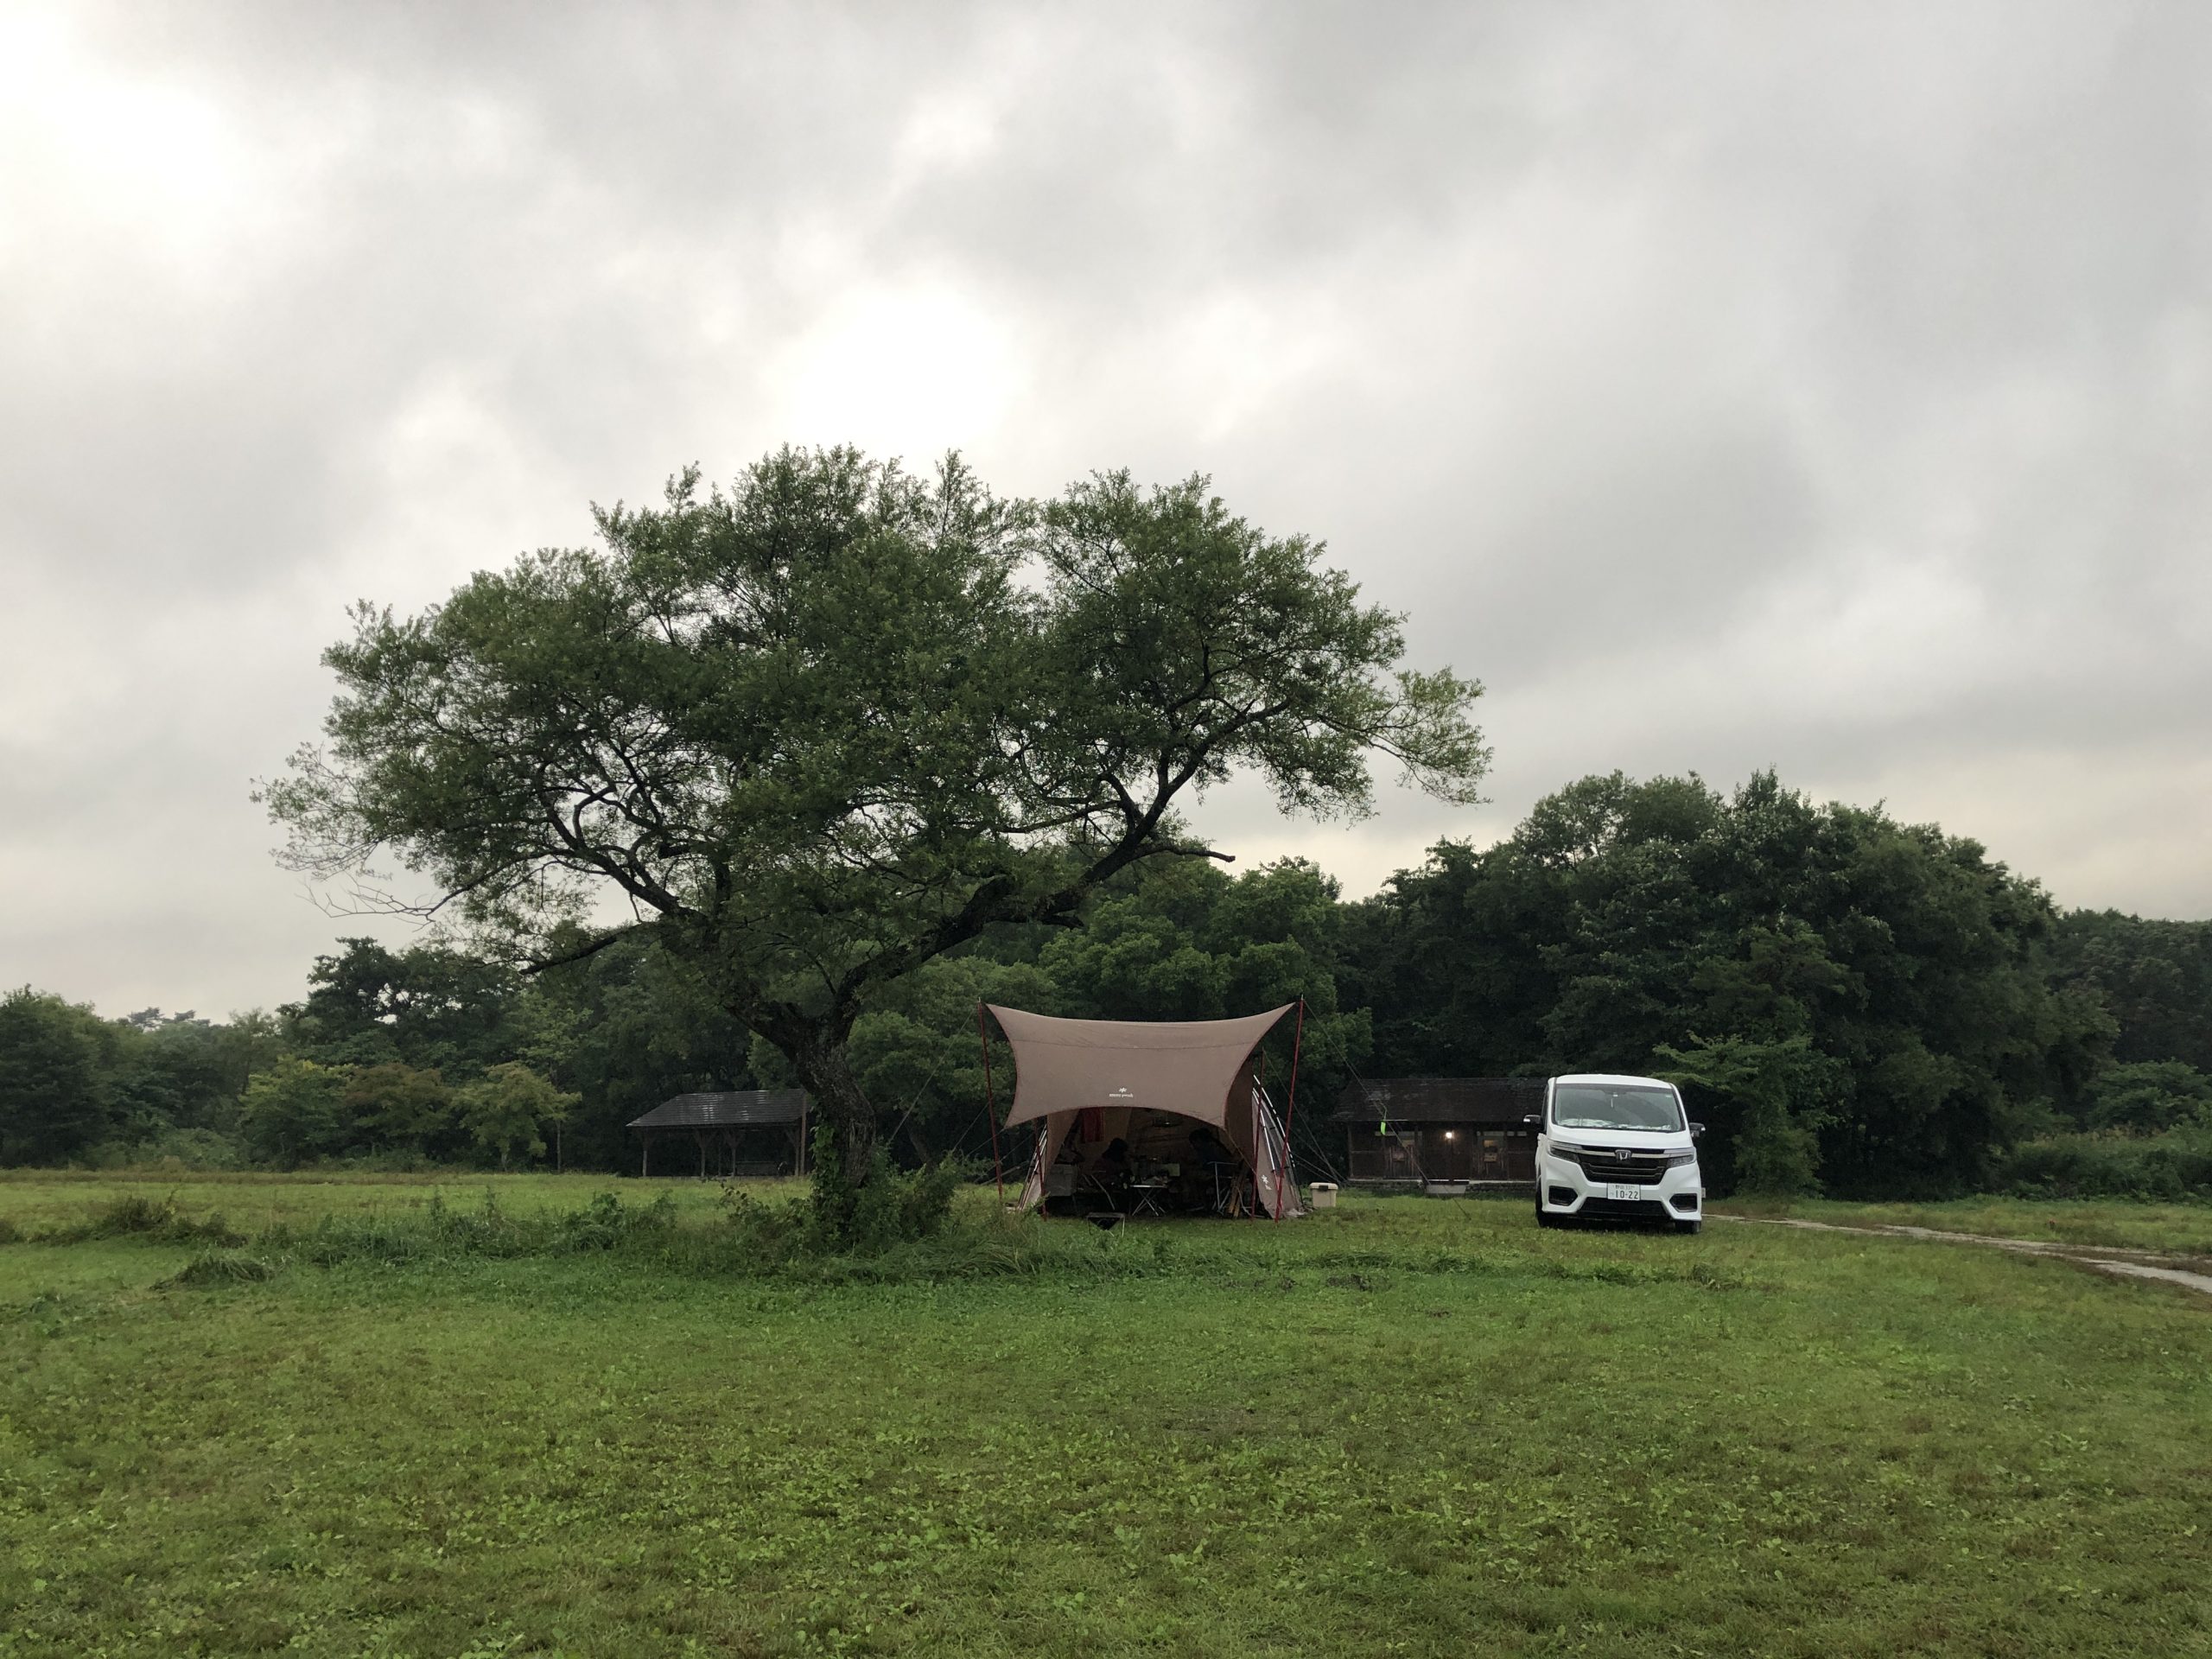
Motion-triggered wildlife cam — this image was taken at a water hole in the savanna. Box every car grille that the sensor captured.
[1579,1196,1672,1219]
[1562,1148,1684,1185]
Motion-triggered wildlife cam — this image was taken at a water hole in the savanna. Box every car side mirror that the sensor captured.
[1689,1122,1706,1137]
[1521,1114,1541,1130]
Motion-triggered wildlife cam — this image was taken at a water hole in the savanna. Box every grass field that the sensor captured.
[3,1177,2209,1657]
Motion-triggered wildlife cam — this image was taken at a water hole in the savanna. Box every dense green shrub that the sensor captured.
[81,1128,250,1172]
[2084,1061,2212,1133]
[804,1122,971,1250]
[1997,1128,2212,1200]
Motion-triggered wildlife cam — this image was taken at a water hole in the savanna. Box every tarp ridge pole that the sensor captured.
[1275,997,1307,1224]
[977,1002,1004,1202]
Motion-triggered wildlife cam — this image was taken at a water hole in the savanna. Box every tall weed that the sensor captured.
[43,1195,246,1248]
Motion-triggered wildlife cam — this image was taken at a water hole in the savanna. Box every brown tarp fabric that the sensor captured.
[988,1004,1295,1128]
[985,1005,1303,1218]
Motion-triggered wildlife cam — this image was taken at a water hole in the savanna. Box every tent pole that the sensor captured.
[1274,998,1307,1224]
[977,1003,1004,1202]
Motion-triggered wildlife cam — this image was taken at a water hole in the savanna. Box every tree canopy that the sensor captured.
[1343,772,2113,1197]
[264,448,1488,1200]
[2051,911,2212,1075]
[10,766,2212,1197]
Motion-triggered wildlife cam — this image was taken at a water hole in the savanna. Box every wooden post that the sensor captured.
[642,1137,650,1179]
[798,1096,808,1177]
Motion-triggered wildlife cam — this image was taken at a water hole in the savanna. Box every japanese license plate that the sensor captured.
[1605,1183,1643,1202]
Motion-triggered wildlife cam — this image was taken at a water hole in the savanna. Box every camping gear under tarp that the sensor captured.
[982,1004,1305,1219]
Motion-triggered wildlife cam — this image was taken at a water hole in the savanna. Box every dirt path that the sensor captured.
[1713,1214,2212,1300]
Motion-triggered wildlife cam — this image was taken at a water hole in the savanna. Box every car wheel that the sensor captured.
[1673,1218,1701,1236]
[1535,1198,1559,1230]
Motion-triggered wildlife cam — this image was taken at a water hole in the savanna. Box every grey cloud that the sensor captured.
[3,0,2208,1017]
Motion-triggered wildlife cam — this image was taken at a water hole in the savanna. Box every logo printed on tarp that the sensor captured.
[1108,1087,1135,1101]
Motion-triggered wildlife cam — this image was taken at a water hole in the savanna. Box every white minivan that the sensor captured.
[1528,1072,1705,1233]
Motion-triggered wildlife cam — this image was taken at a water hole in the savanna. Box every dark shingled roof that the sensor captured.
[628,1089,809,1131]
[1332,1077,1544,1124]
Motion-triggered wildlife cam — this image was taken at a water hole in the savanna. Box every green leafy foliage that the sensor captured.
[1999,1128,2212,1199]
[455,1063,575,1171]
[237,1058,352,1166]
[1350,772,2113,1198]
[2083,1059,2212,1133]
[341,1063,457,1156]
[0,988,113,1164]
[2052,910,2212,1073]
[523,931,759,1169]
[1656,1033,1830,1196]
[283,938,524,1073]
[801,1122,971,1255]
[844,954,1055,1163]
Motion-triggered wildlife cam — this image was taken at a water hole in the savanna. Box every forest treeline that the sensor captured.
[3,772,2209,1198]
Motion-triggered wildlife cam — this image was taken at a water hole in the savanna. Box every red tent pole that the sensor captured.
[978,1002,1004,1202]
[1274,998,1306,1223]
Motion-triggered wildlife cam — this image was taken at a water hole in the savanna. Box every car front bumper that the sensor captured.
[1539,1154,1702,1221]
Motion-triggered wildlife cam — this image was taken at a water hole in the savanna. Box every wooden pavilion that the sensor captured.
[628,1089,810,1178]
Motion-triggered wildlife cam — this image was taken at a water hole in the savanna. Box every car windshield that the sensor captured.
[1552,1084,1683,1134]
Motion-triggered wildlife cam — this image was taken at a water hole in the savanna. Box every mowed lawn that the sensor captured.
[2,1179,2208,1657]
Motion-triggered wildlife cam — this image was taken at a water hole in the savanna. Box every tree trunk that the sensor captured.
[789,1028,876,1189]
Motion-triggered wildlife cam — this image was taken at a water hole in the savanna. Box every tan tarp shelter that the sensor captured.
[984,1004,1304,1218]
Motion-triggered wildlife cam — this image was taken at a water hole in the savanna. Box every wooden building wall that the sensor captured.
[1344,1124,1535,1184]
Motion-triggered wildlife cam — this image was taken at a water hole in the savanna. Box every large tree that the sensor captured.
[265,448,1486,1207]
[283,938,523,1075]
[0,988,113,1165]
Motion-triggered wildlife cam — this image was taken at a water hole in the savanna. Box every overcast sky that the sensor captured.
[4,0,2209,1019]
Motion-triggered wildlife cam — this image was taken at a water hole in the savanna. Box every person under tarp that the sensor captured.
[978,1003,1306,1219]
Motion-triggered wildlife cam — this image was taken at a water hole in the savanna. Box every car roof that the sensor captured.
[1552,1073,1678,1089]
